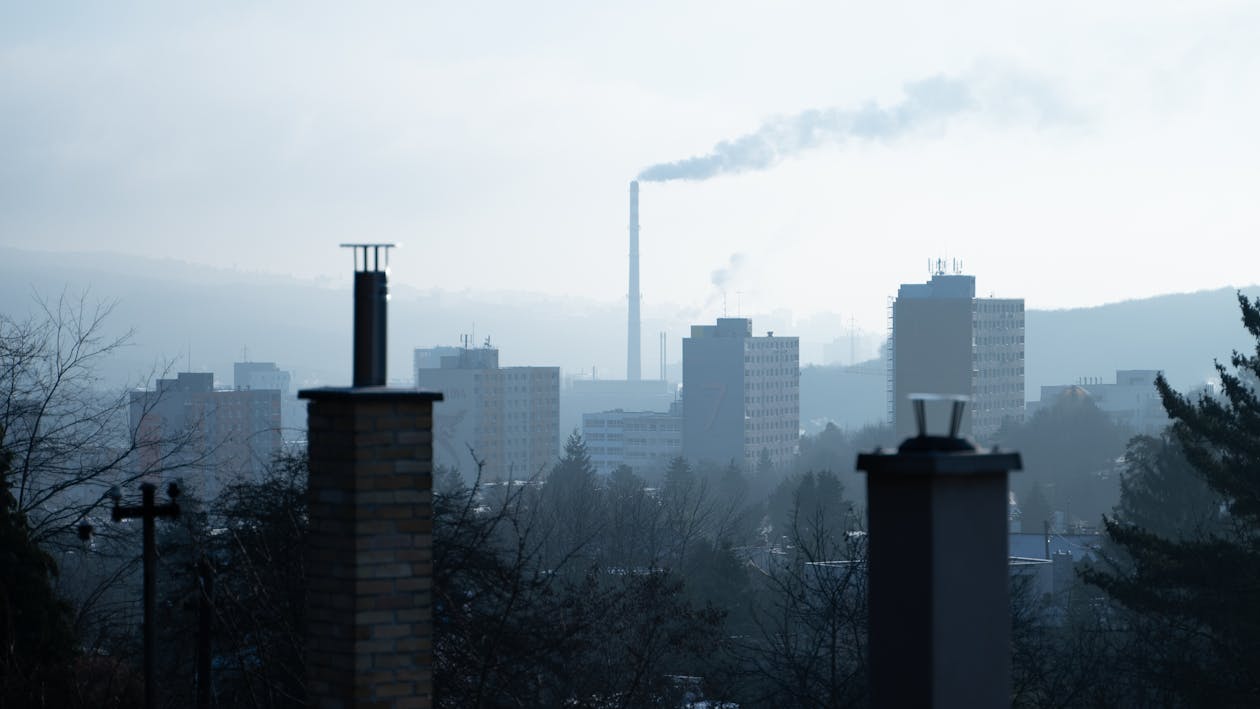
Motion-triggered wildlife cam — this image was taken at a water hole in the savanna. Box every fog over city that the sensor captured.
[4,2,1260,335]
[5,3,1260,708]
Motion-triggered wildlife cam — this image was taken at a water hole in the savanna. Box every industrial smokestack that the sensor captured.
[628,181,641,381]
[340,243,395,387]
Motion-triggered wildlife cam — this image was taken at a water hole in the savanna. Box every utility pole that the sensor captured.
[111,482,180,709]
[197,557,214,709]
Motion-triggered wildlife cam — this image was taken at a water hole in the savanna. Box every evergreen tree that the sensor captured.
[1084,293,1260,704]
[0,430,77,706]
[998,391,1129,527]
[1019,482,1053,534]
[603,464,661,568]
[1111,434,1221,541]
[542,431,601,566]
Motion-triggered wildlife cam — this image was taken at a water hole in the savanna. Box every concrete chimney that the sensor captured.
[300,246,442,708]
[856,395,1021,708]
[628,181,641,381]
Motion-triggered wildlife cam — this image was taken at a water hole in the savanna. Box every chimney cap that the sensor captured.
[299,386,443,403]
[340,243,397,272]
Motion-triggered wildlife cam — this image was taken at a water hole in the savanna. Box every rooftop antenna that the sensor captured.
[659,331,667,382]
[849,316,857,367]
[736,290,743,317]
[723,290,728,317]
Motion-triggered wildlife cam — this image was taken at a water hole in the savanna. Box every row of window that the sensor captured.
[975,334,1025,346]
[745,394,799,404]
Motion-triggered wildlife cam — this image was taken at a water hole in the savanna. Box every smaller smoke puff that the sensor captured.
[638,68,1069,183]
[711,253,747,289]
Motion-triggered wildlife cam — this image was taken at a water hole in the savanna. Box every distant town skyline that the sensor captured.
[3,2,1260,334]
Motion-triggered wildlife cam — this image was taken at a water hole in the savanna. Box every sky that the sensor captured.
[3,1,1260,336]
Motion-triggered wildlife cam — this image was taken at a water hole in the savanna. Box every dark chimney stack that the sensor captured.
[301,244,440,706]
[341,243,394,387]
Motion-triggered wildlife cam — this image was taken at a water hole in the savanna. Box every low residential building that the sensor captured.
[1027,370,1168,435]
[582,402,682,476]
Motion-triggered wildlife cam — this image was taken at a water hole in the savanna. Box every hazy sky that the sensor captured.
[3,2,1259,333]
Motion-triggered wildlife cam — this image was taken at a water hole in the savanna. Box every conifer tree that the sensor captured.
[1085,293,1260,704]
[0,430,77,705]
[542,431,601,566]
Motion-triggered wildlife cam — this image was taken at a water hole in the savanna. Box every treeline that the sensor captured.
[430,434,869,707]
[7,292,1260,706]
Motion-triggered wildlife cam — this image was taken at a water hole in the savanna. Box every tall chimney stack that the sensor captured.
[628,181,641,381]
[301,244,440,707]
[341,243,394,386]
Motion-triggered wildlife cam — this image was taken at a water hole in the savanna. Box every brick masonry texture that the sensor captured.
[300,387,442,709]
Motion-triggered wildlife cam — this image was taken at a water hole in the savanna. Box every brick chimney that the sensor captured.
[300,244,443,708]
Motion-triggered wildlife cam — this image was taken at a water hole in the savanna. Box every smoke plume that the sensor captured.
[711,253,747,289]
[637,67,1070,183]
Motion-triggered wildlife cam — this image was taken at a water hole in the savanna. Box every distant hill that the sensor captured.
[2,247,1255,423]
[0,246,640,389]
[1026,286,1260,396]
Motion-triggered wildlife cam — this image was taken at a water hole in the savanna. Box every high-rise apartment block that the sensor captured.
[682,318,799,471]
[414,345,559,480]
[889,272,1024,442]
[130,371,281,498]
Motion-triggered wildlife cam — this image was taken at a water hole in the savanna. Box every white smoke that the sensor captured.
[711,253,747,290]
[638,66,1075,183]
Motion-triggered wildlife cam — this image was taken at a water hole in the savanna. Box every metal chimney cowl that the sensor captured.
[341,243,394,387]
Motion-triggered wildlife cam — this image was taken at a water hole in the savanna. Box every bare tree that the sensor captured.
[737,501,869,709]
[0,291,205,547]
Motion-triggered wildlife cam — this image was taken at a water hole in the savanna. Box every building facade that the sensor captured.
[582,402,682,476]
[414,345,559,481]
[681,318,800,472]
[1028,370,1168,435]
[561,378,677,437]
[890,272,1024,442]
[130,371,281,499]
[233,361,306,437]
